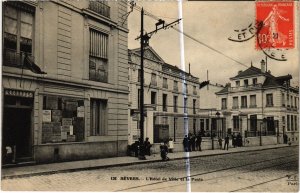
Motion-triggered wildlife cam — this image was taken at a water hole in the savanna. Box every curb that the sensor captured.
[2,144,297,179]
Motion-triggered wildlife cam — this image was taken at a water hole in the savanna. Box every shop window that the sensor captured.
[42,96,85,143]
[90,99,108,136]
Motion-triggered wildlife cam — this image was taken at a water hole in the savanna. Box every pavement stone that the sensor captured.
[1,143,296,179]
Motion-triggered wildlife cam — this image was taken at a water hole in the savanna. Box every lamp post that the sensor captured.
[260,118,267,146]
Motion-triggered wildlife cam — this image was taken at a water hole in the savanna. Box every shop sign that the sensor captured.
[5,89,33,98]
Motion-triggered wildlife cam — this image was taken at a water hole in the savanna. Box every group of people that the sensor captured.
[217,133,243,150]
[182,133,202,152]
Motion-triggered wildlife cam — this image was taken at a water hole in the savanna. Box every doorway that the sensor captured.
[2,96,33,163]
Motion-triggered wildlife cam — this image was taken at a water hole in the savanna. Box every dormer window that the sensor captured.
[236,81,240,87]
[253,78,257,85]
[244,79,248,87]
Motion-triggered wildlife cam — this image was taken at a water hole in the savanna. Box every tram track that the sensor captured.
[115,153,298,192]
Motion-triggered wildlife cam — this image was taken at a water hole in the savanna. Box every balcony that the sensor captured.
[88,1,110,18]
[229,83,262,92]
[3,49,33,67]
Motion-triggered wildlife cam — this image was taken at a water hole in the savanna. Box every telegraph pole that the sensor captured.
[140,8,145,142]
[138,7,181,144]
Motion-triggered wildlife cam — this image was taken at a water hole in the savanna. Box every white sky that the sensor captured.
[127,1,299,86]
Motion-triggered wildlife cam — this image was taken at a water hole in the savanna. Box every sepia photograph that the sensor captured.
[1,0,299,192]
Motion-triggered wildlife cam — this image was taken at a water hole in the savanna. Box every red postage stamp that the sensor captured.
[256,1,294,49]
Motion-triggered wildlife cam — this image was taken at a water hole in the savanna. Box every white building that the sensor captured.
[128,46,200,144]
[216,60,299,144]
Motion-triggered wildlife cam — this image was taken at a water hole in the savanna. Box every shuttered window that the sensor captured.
[90,99,108,136]
[89,29,108,82]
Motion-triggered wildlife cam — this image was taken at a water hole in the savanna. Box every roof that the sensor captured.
[230,66,264,79]
[129,46,165,63]
[215,86,229,94]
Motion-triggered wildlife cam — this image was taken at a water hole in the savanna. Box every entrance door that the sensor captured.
[2,107,32,161]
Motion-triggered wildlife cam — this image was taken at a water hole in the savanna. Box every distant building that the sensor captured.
[128,46,200,144]
[216,60,299,143]
[199,83,225,137]
[2,1,129,164]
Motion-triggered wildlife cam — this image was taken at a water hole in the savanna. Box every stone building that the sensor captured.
[128,46,200,145]
[2,0,129,164]
[216,60,299,145]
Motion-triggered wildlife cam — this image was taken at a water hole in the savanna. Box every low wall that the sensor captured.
[34,140,127,163]
[244,136,278,146]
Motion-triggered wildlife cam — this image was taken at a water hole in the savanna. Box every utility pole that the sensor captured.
[137,8,181,144]
[139,8,145,142]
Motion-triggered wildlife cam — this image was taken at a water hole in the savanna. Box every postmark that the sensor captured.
[256,1,294,50]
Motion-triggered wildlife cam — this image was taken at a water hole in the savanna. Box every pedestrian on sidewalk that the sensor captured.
[224,135,229,150]
[168,138,174,153]
[218,137,222,150]
[232,134,236,148]
[196,134,202,151]
[183,135,189,152]
[138,138,146,160]
[160,141,170,161]
[237,133,242,147]
[191,134,196,151]
[144,137,152,156]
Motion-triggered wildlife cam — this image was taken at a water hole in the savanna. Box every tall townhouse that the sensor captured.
[2,0,129,164]
[216,60,299,144]
[128,46,200,144]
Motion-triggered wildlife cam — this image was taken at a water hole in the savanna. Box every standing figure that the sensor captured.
[144,137,152,156]
[218,137,223,150]
[183,135,189,152]
[191,135,196,151]
[160,141,169,161]
[232,134,236,148]
[196,134,202,151]
[224,135,229,150]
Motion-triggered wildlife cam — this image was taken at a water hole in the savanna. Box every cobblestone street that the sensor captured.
[2,146,298,192]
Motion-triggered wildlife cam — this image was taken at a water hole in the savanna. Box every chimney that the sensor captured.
[267,70,271,74]
[261,59,266,73]
[238,70,243,75]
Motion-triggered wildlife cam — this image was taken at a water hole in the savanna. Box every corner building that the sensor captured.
[2,0,129,164]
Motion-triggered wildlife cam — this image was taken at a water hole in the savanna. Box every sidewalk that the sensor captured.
[1,143,296,179]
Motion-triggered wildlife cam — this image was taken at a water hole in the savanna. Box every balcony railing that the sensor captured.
[89,1,110,18]
[229,83,262,92]
[3,49,34,67]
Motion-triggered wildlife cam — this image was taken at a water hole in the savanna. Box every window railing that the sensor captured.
[89,1,110,18]
[151,79,157,86]
[241,105,247,108]
[163,83,168,89]
[173,85,178,91]
[89,57,108,83]
[249,104,257,108]
[266,103,274,107]
[232,106,239,109]
[3,49,33,67]
[221,106,227,110]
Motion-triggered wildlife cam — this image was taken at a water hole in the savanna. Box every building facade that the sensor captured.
[128,46,200,144]
[216,60,299,144]
[2,0,129,164]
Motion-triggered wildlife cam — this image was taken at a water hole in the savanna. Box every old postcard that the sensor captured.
[1,0,299,192]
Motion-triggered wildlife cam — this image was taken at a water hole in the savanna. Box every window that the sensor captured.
[241,96,247,108]
[287,115,290,131]
[42,96,85,143]
[282,93,285,106]
[151,73,157,86]
[250,115,257,131]
[151,92,156,110]
[137,69,141,82]
[266,94,273,107]
[173,80,178,91]
[291,96,293,107]
[193,119,197,134]
[193,99,197,114]
[88,0,110,18]
[295,97,297,109]
[184,98,188,113]
[3,3,34,67]
[90,99,107,136]
[287,94,290,107]
[236,81,240,87]
[233,97,238,109]
[233,116,239,130]
[193,86,197,95]
[250,95,256,107]
[282,116,285,125]
[200,119,205,130]
[244,79,248,87]
[137,89,140,108]
[295,116,298,131]
[163,94,167,112]
[252,78,257,85]
[162,117,168,125]
[89,29,108,82]
[184,83,188,94]
[221,98,227,109]
[173,95,178,112]
[163,78,168,89]
[206,119,210,131]
[291,114,294,131]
